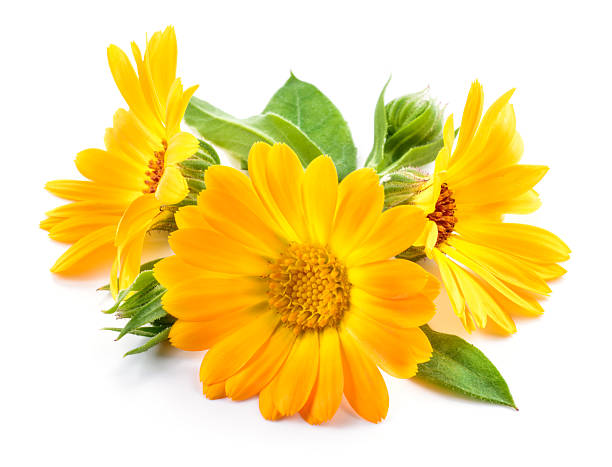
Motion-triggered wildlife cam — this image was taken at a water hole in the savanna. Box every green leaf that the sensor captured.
[417,325,517,409]
[185,97,325,169]
[123,327,171,357]
[263,73,357,179]
[365,77,391,169]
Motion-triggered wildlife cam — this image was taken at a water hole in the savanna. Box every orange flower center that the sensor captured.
[428,183,458,247]
[143,141,168,194]
[267,244,351,334]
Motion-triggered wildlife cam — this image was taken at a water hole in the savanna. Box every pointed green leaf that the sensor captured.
[102,270,157,314]
[185,97,325,169]
[124,327,171,357]
[116,299,167,340]
[417,325,517,409]
[365,77,391,169]
[102,326,168,338]
[264,73,357,179]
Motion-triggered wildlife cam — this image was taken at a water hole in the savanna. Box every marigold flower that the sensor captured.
[413,81,570,333]
[41,26,199,296]
[154,142,439,424]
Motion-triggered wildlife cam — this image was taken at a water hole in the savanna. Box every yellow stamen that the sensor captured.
[267,243,351,334]
[143,140,168,194]
[428,183,457,247]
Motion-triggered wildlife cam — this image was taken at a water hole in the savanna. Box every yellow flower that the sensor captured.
[154,142,439,424]
[41,26,199,296]
[413,81,570,334]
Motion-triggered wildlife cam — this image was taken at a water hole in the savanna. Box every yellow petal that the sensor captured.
[259,383,284,421]
[203,381,226,400]
[148,26,177,108]
[165,131,199,165]
[345,205,426,267]
[249,143,307,242]
[447,88,516,178]
[169,313,254,351]
[174,205,212,230]
[75,148,145,191]
[271,331,319,416]
[106,109,160,166]
[300,327,343,425]
[344,311,431,378]
[45,200,129,218]
[50,225,116,273]
[449,263,518,333]
[204,164,286,239]
[339,327,388,423]
[155,166,189,205]
[45,180,139,203]
[198,187,286,258]
[448,236,551,295]
[115,194,160,249]
[302,155,338,245]
[432,249,472,332]
[440,244,541,315]
[450,80,484,163]
[107,44,162,136]
[348,259,429,299]
[48,214,121,243]
[154,254,228,289]
[162,277,267,321]
[329,168,384,259]
[453,165,548,206]
[455,221,570,264]
[168,227,271,276]
[200,311,279,385]
[350,289,435,329]
[225,326,296,401]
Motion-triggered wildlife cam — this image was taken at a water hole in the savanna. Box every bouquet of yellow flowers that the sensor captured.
[42,27,569,424]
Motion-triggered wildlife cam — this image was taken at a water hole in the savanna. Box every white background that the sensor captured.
[2,1,610,465]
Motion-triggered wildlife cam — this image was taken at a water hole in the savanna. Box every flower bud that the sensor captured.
[368,86,446,175]
[382,167,429,209]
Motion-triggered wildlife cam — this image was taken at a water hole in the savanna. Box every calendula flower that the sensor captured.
[41,26,199,296]
[154,142,439,424]
[413,81,570,334]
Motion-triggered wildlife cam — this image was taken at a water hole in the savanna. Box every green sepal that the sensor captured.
[176,139,219,206]
[397,246,426,262]
[381,167,429,209]
[101,262,174,356]
[416,325,517,409]
[123,328,171,357]
[264,73,357,179]
[102,326,168,338]
[365,77,391,169]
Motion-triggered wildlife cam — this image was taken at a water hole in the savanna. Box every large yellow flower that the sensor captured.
[41,26,199,296]
[155,142,439,424]
[413,81,570,334]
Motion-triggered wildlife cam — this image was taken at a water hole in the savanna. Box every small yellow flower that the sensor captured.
[413,81,570,334]
[155,142,439,424]
[41,27,199,296]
